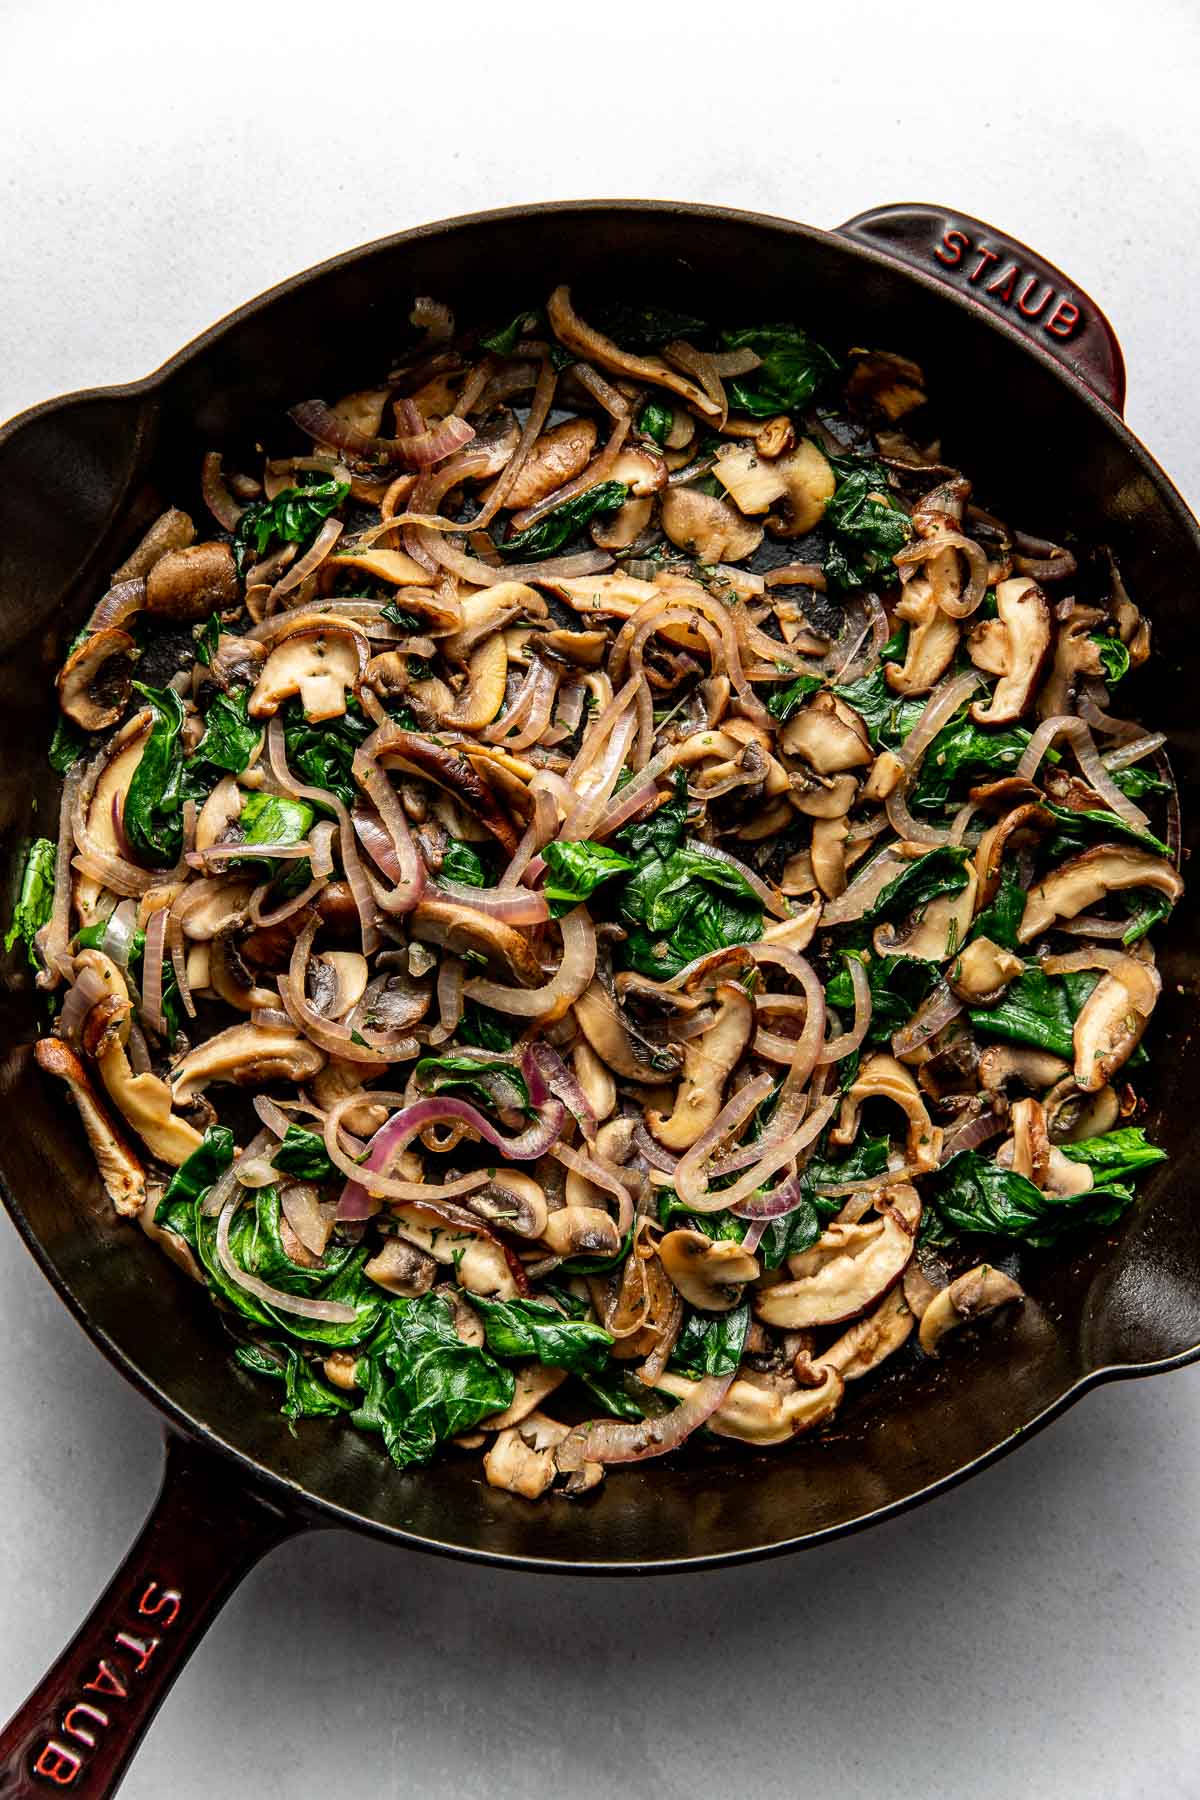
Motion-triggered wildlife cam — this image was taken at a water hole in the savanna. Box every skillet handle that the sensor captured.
[838,202,1127,415]
[0,1432,308,1798]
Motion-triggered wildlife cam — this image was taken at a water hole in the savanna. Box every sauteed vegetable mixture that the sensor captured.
[10,289,1180,1497]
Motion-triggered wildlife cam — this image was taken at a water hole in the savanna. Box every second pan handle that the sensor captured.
[0,1432,309,1798]
[839,201,1127,415]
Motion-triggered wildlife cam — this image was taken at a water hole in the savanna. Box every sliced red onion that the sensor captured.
[1102,731,1167,771]
[141,906,169,1036]
[99,897,139,971]
[525,1041,597,1141]
[552,1143,633,1236]
[34,764,84,989]
[672,1072,776,1210]
[555,1370,736,1473]
[900,670,982,771]
[200,452,243,530]
[331,1090,564,1218]
[820,955,873,1063]
[87,576,147,633]
[465,906,597,1019]
[426,955,464,1046]
[216,1192,356,1323]
[202,1128,274,1218]
[289,399,475,469]
[430,879,550,925]
[351,723,434,916]
[890,978,962,1058]
[632,1123,679,1174]
[726,1095,840,1220]
[939,1108,1007,1161]
[280,1183,331,1257]
[252,1095,294,1142]
[57,963,114,1044]
[265,519,344,606]
[896,531,989,618]
[1017,715,1150,832]
[1057,914,1131,939]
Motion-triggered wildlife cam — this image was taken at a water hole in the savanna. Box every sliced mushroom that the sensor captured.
[781,692,873,774]
[918,1264,1024,1354]
[571,1038,616,1123]
[249,623,367,722]
[874,865,977,962]
[409,898,542,986]
[73,709,155,921]
[646,981,753,1150]
[546,287,722,419]
[145,542,238,621]
[170,1020,326,1103]
[755,1186,920,1328]
[309,1057,389,1137]
[34,1036,146,1216]
[483,1423,559,1499]
[363,1237,437,1295]
[56,627,135,731]
[659,1229,760,1313]
[573,981,680,1084]
[485,416,597,512]
[948,935,1024,1003]
[818,1285,914,1381]
[967,577,1051,725]
[439,584,547,661]
[657,1365,844,1443]
[886,570,961,694]
[469,1172,549,1239]
[113,507,195,583]
[80,994,204,1168]
[540,1207,621,1259]
[378,733,520,855]
[713,439,834,531]
[384,632,507,730]
[860,749,905,804]
[1042,1077,1120,1143]
[788,768,860,819]
[831,1056,943,1171]
[329,544,447,591]
[1038,602,1108,719]
[978,1044,1069,1094]
[590,447,667,550]
[811,815,850,899]
[764,441,838,537]
[484,1369,569,1432]
[208,923,280,1014]
[973,801,1051,909]
[1009,1096,1051,1185]
[1018,846,1182,943]
[660,487,763,564]
[1072,954,1161,1091]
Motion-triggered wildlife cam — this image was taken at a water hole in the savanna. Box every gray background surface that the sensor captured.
[2,1,1199,1794]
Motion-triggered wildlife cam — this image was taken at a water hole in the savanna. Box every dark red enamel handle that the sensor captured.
[839,202,1127,416]
[0,1434,308,1797]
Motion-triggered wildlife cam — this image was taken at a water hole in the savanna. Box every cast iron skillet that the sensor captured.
[2,199,1199,1797]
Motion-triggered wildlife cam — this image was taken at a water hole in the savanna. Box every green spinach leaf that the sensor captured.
[498,482,628,563]
[271,1123,335,1183]
[638,400,673,446]
[49,714,89,772]
[233,475,349,576]
[765,673,824,723]
[234,1342,354,1421]
[281,694,374,811]
[351,1293,514,1470]
[822,456,912,593]
[719,324,839,418]
[926,1149,1137,1247]
[472,1295,613,1374]
[4,837,56,970]
[195,613,222,667]
[1092,635,1131,685]
[540,839,635,916]
[192,688,260,775]
[670,1300,750,1377]
[616,841,762,980]
[864,846,970,927]
[124,682,187,866]
[969,860,1025,951]
[440,838,493,888]
[414,1053,530,1115]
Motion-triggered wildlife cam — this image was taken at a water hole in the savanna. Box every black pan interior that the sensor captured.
[3,202,1200,1569]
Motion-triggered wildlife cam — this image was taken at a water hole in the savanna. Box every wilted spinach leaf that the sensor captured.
[926,1149,1137,1247]
[192,688,260,775]
[670,1300,750,1377]
[540,839,635,916]
[472,1295,613,1374]
[195,613,222,667]
[498,482,628,562]
[1092,635,1131,685]
[910,712,1034,815]
[825,951,942,1045]
[831,629,908,742]
[234,1342,354,1422]
[577,1368,651,1420]
[457,1000,518,1051]
[1043,801,1170,860]
[822,456,912,593]
[233,475,349,575]
[414,1053,530,1115]
[616,841,762,980]
[123,682,187,866]
[4,837,56,970]
[967,965,1074,1059]
[638,400,673,445]
[351,1293,514,1470]
[1059,1126,1166,1184]
[614,766,690,859]
[440,838,493,888]
[281,694,374,811]
[969,860,1025,951]
[864,846,970,927]
[597,301,707,351]
[719,323,839,418]
[271,1123,335,1183]
[765,673,824,723]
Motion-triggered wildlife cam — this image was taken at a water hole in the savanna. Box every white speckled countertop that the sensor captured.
[3,2,1199,1791]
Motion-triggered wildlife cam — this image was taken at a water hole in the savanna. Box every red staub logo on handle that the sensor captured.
[30,1583,182,1787]
[933,226,1083,341]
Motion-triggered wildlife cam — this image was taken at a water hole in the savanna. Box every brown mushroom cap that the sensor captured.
[409,898,541,986]
[754,1185,920,1329]
[573,981,680,1083]
[145,542,238,621]
[781,692,873,774]
[56,627,136,731]
[1018,844,1183,943]
[659,1228,760,1313]
[1072,954,1161,1091]
[968,577,1051,725]
[660,487,763,564]
[249,623,367,721]
[35,1036,146,1216]
[949,935,1024,1004]
[485,416,597,512]
[170,1020,326,1102]
[818,1285,914,1380]
[832,1055,943,1171]
[918,1264,1024,1354]
[645,981,753,1151]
